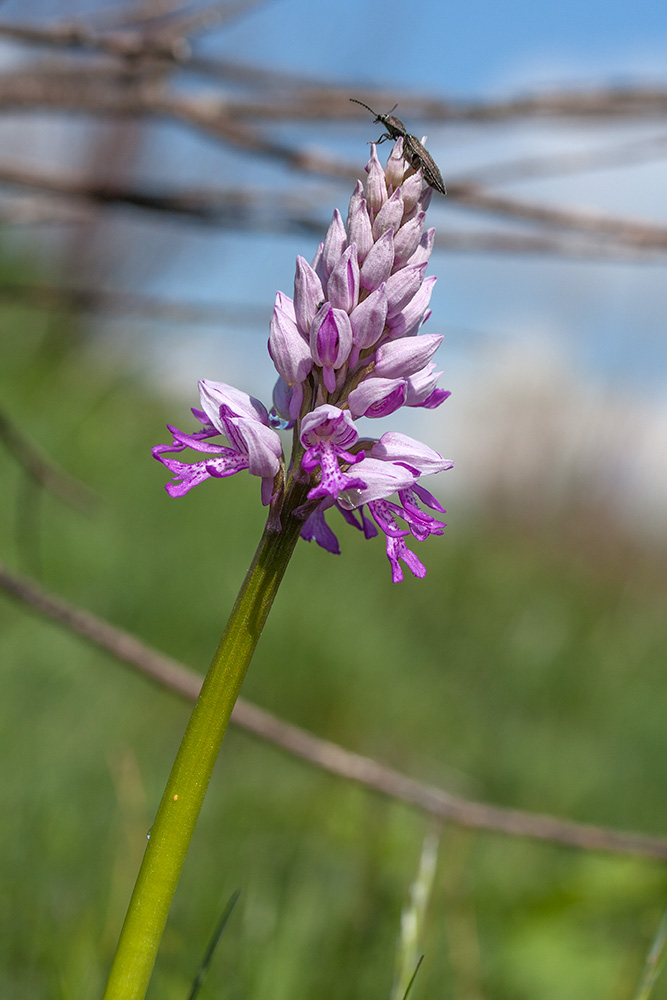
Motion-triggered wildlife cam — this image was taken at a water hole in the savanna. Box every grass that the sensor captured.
[1,283,667,999]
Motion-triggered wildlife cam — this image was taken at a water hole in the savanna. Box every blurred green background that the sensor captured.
[1,259,666,1000]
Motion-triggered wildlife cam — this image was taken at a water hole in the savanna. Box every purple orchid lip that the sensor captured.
[154,138,452,580]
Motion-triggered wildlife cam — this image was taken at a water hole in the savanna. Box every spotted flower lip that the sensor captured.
[300,405,367,503]
[154,137,453,581]
[337,456,415,508]
[153,381,283,504]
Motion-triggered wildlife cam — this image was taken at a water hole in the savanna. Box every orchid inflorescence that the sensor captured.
[153,137,453,582]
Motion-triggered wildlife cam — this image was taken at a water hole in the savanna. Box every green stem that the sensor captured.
[102,484,308,1000]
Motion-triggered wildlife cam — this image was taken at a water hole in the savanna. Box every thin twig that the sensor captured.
[445,184,667,250]
[0,20,188,62]
[0,281,269,325]
[91,1,187,31]
[450,131,667,187]
[0,197,92,226]
[0,160,328,234]
[0,408,99,514]
[155,0,274,42]
[1,559,666,861]
[0,2,276,65]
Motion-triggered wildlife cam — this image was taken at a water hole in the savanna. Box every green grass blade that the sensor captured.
[187,890,241,1000]
[633,907,667,1000]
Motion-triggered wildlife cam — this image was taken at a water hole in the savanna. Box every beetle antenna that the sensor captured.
[349,98,377,115]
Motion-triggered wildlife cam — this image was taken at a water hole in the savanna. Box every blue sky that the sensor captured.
[213,0,667,94]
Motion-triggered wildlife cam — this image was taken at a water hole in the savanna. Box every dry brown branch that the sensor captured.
[0,159,243,219]
[205,88,667,124]
[2,65,666,253]
[0,20,189,62]
[433,230,664,259]
[445,184,667,250]
[0,409,99,514]
[452,131,667,187]
[0,159,330,235]
[153,0,273,41]
[0,196,92,226]
[3,153,667,259]
[0,2,269,63]
[0,42,667,127]
[1,558,666,862]
[0,211,662,263]
[93,0,188,30]
[0,280,269,325]
[2,14,667,124]
[384,88,667,122]
[92,0,273,38]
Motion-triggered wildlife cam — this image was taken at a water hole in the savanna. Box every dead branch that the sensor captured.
[2,13,667,124]
[0,409,99,514]
[0,2,270,63]
[2,152,667,257]
[445,184,667,250]
[0,196,92,226]
[1,558,666,862]
[0,280,269,325]
[452,130,667,187]
[0,20,188,62]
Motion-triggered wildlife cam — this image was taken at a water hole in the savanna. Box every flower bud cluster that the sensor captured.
[270,139,449,426]
[154,139,453,582]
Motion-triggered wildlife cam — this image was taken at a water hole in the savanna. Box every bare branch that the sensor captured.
[445,184,667,250]
[0,2,276,65]
[0,409,99,514]
[154,0,275,41]
[378,87,667,122]
[3,146,667,258]
[452,131,667,187]
[0,159,330,235]
[4,67,666,254]
[433,230,666,260]
[2,6,667,128]
[1,559,666,861]
[0,196,92,226]
[92,1,186,30]
[0,20,188,63]
[0,159,240,219]
[0,280,269,325]
[94,0,274,39]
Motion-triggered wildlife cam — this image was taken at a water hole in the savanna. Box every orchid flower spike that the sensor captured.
[154,141,453,581]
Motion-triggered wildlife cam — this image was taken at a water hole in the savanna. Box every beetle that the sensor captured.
[350,98,446,195]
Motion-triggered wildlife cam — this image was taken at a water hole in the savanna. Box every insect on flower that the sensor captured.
[350,98,446,195]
